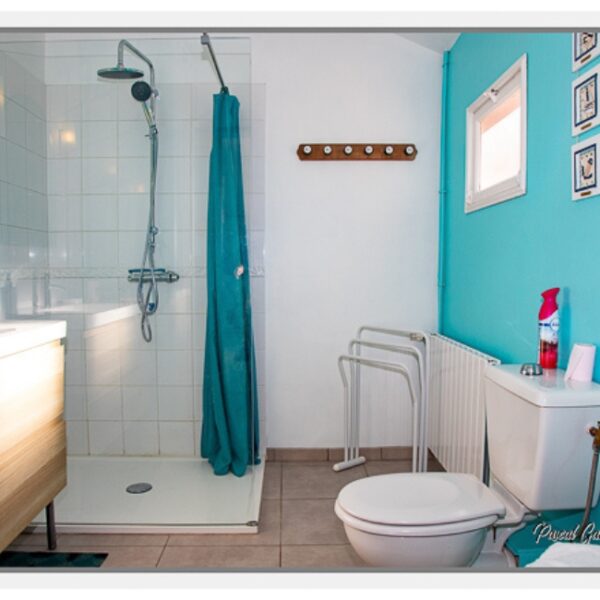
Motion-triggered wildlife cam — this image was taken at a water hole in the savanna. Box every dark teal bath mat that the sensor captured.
[0,550,107,568]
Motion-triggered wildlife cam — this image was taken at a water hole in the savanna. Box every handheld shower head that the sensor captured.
[131,81,153,102]
[131,81,157,130]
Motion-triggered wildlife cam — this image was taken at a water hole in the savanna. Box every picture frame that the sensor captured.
[572,133,600,201]
[573,32,600,71]
[572,64,600,135]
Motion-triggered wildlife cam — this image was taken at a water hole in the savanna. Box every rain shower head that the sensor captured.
[97,65,144,80]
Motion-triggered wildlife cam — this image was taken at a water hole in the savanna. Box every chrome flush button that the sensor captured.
[520,363,543,376]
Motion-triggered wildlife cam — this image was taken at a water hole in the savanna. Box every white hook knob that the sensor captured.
[344,145,353,155]
[405,145,415,156]
[323,145,333,156]
[364,145,374,155]
[384,145,394,156]
[303,145,312,155]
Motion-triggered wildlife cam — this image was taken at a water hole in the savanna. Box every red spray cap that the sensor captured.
[539,287,560,319]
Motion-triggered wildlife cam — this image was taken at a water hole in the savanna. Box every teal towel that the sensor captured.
[201,90,260,477]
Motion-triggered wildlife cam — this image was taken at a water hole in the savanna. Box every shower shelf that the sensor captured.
[127,268,180,284]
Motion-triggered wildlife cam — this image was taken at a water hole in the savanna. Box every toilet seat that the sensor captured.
[335,501,498,537]
[335,472,506,537]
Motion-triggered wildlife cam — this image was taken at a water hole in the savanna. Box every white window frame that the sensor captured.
[465,54,527,214]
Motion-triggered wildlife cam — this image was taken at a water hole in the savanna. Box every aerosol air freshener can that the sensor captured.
[538,287,560,369]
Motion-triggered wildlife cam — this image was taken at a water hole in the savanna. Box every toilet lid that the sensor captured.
[337,472,506,527]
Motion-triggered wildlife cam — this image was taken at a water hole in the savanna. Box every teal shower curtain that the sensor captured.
[201,90,260,477]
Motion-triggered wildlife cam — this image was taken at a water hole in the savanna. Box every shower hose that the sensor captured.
[137,123,159,342]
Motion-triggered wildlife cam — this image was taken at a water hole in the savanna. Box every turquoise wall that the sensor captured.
[442,33,600,378]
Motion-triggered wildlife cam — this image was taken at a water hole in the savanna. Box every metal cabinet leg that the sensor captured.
[45,501,57,551]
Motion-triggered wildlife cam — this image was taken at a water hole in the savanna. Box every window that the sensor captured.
[465,54,527,213]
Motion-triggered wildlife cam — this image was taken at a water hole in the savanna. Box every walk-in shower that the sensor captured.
[10,32,266,533]
[98,40,178,342]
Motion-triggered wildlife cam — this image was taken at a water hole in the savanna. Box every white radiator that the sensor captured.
[428,334,500,480]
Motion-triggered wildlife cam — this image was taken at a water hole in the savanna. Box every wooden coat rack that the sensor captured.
[296,143,417,161]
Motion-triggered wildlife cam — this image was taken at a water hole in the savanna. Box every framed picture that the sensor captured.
[573,32,600,71]
[572,64,600,135]
[572,134,600,201]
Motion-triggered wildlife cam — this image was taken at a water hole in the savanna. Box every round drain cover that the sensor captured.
[126,482,153,494]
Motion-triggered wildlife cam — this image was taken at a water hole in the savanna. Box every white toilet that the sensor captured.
[335,364,600,567]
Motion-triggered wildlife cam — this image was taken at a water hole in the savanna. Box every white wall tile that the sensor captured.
[190,120,211,157]
[159,277,192,314]
[117,120,147,158]
[118,193,147,230]
[118,157,148,194]
[156,230,192,268]
[191,314,206,351]
[157,156,190,194]
[49,232,83,267]
[159,120,191,157]
[156,314,192,350]
[83,277,119,304]
[117,230,146,269]
[191,83,215,119]
[157,350,193,386]
[82,194,118,231]
[191,277,207,314]
[47,84,81,121]
[66,421,89,455]
[84,322,121,352]
[82,120,117,157]
[86,349,121,386]
[65,385,87,420]
[47,121,81,158]
[124,421,159,455]
[6,98,27,147]
[159,421,194,456]
[89,421,123,455]
[192,230,206,269]
[65,349,85,385]
[190,193,208,231]
[156,83,191,120]
[47,158,81,195]
[120,350,156,386]
[81,83,118,121]
[158,386,194,421]
[82,157,117,194]
[156,193,191,231]
[122,386,158,420]
[83,232,118,267]
[87,385,122,420]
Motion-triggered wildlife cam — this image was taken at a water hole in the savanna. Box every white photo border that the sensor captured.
[572,64,600,135]
[573,32,600,71]
[572,133,600,201]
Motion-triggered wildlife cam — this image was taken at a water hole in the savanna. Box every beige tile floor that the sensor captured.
[6,457,443,570]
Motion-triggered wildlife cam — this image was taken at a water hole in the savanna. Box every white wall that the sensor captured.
[251,33,441,448]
